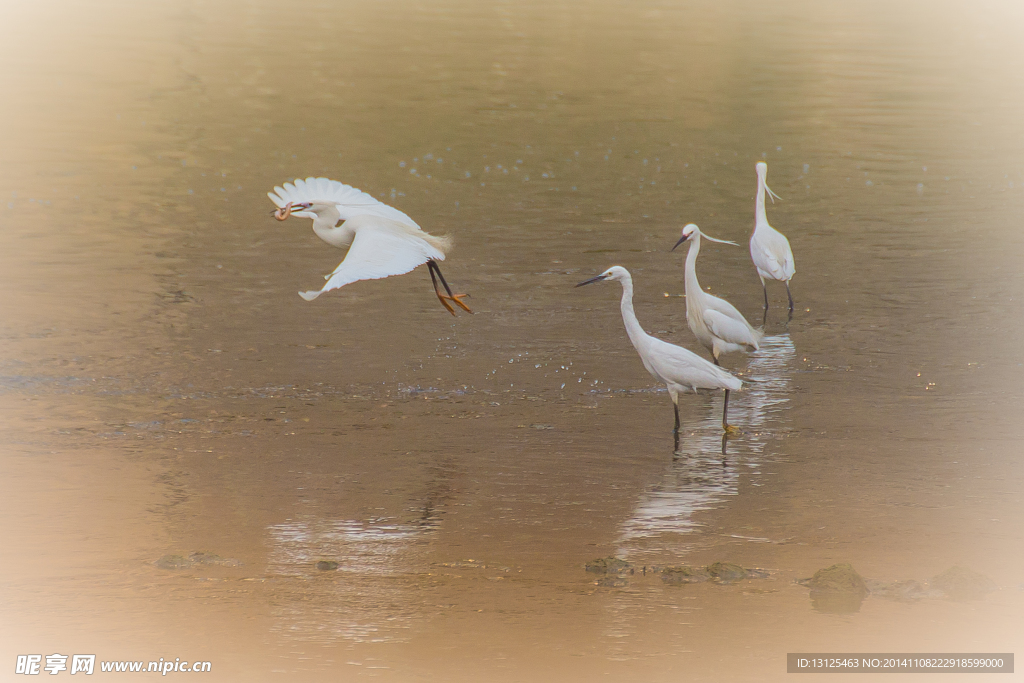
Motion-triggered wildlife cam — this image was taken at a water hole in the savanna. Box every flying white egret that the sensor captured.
[576,266,742,437]
[268,177,471,315]
[750,162,795,312]
[672,223,763,364]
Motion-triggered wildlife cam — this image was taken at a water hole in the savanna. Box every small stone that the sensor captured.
[189,551,222,565]
[315,560,340,571]
[585,557,633,575]
[802,563,868,614]
[155,554,191,570]
[707,562,748,583]
[660,565,711,584]
[804,563,868,594]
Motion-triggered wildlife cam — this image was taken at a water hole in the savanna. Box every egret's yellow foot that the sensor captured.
[436,295,457,316]
[447,293,473,313]
[723,424,741,435]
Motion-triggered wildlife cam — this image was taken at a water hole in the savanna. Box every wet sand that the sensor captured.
[2,0,1023,680]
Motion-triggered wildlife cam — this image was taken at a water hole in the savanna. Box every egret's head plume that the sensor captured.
[755,163,781,203]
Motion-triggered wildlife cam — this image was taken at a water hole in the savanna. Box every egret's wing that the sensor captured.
[268,177,420,228]
[299,220,444,301]
[703,293,746,321]
[753,229,795,281]
[771,236,796,280]
[704,309,760,350]
[644,338,743,392]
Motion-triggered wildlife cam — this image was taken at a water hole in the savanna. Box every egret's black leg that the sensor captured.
[673,402,681,453]
[722,389,732,432]
[786,281,794,313]
[762,282,770,310]
[428,260,454,297]
[427,261,456,316]
[428,260,472,314]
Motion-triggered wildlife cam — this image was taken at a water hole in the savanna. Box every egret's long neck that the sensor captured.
[311,208,354,248]
[684,234,702,304]
[755,174,768,228]
[617,275,649,350]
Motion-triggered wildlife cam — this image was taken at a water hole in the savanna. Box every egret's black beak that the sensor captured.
[575,273,609,287]
[671,234,689,251]
[270,203,314,214]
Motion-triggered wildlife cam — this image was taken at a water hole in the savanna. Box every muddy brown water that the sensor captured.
[2,0,1023,680]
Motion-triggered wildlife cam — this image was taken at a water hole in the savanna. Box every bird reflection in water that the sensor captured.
[619,334,796,547]
[619,445,740,544]
[735,333,796,449]
[694,332,796,457]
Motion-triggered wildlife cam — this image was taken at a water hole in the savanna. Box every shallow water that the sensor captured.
[2,0,1023,680]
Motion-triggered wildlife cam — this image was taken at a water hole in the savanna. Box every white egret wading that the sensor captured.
[750,162,795,312]
[576,266,742,438]
[268,177,471,315]
[672,223,763,363]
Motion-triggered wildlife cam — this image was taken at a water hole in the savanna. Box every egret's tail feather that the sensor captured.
[299,290,323,301]
[423,233,453,254]
[751,326,765,349]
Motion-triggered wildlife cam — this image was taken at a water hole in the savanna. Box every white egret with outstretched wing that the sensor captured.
[268,177,471,315]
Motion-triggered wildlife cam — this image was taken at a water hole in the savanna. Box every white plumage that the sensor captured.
[576,266,742,436]
[301,214,449,301]
[750,162,796,312]
[672,223,762,363]
[268,177,419,228]
[268,178,470,315]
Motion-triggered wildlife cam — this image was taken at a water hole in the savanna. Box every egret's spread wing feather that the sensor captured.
[704,309,760,350]
[268,177,419,228]
[299,222,444,300]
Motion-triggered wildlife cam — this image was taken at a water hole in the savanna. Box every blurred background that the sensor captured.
[1,0,1022,680]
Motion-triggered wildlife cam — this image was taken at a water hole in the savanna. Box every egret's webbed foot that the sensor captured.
[446,292,473,313]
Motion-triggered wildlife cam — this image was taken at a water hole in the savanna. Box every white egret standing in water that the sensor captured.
[750,162,795,312]
[268,177,471,315]
[672,223,762,364]
[576,266,742,440]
